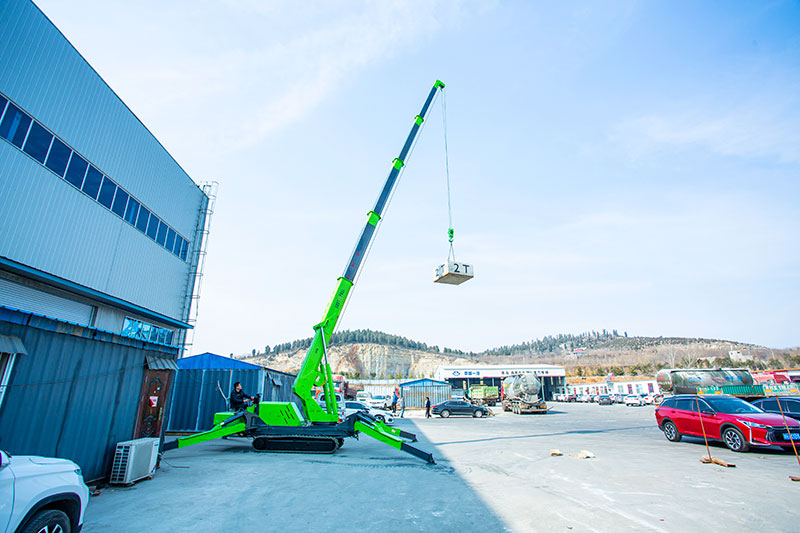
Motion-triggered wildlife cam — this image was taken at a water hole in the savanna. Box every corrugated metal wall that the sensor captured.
[0,0,207,322]
[400,382,452,408]
[167,369,297,432]
[0,321,157,483]
[0,276,93,324]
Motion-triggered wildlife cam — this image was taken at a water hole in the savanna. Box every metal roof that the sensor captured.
[400,378,450,387]
[145,354,178,371]
[177,352,262,370]
[0,334,26,354]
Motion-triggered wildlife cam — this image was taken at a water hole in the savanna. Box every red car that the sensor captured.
[655,395,800,452]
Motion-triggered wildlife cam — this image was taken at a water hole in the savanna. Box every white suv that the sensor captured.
[0,449,89,533]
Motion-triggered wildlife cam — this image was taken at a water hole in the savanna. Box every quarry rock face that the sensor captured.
[247,343,467,378]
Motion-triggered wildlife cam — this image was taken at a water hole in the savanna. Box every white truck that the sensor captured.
[0,449,89,533]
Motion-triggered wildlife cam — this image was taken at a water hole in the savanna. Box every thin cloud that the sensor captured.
[611,94,800,163]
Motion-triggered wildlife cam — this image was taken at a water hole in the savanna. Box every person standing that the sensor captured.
[425,396,431,418]
[391,392,398,415]
[398,395,405,418]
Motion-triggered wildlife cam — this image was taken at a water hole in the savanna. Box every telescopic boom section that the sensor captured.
[293,80,446,422]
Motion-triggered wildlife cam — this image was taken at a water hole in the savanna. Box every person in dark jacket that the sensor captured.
[230,382,255,411]
[425,397,432,418]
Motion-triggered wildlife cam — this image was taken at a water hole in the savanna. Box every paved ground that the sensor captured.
[84,403,799,532]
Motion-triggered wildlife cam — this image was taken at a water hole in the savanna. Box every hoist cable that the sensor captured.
[442,88,456,262]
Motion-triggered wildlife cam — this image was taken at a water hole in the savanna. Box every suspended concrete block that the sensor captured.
[433,261,474,285]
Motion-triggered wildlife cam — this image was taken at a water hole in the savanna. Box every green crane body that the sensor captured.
[165,80,447,463]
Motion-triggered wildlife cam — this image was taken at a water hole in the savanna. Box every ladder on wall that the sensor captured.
[181,181,218,356]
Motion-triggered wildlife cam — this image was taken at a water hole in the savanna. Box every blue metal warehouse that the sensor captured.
[0,0,212,481]
[167,353,297,433]
[399,379,452,408]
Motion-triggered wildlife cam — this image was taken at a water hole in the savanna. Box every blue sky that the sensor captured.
[36,1,800,353]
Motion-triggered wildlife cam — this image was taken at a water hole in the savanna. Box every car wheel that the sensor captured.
[375,414,385,423]
[20,509,71,533]
[662,420,682,442]
[473,409,484,418]
[440,409,451,418]
[722,426,749,452]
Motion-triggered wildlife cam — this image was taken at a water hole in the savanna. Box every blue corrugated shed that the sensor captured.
[399,378,452,408]
[178,352,261,370]
[167,355,297,432]
[400,378,449,387]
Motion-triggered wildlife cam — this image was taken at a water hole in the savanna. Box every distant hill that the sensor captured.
[238,328,800,378]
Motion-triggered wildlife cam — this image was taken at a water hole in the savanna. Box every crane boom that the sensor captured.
[293,80,446,422]
[165,81,446,463]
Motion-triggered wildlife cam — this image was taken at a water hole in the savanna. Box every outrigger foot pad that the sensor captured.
[401,442,436,464]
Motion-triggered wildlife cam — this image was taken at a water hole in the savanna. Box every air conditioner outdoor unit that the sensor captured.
[109,437,159,485]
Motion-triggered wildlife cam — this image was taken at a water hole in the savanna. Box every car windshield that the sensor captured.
[702,397,763,414]
[373,396,385,400]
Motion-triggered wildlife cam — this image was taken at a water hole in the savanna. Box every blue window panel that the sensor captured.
[149,327,159,343]
[22,122,52,163]
[45,138,71,177]
[111,188,129,217]
[155,221,168,246]
[81,165,102,199]
[0,103,32,148]
[146,214,159,240]
[136,207,151,232]
[171,235,182,256]
[0,95,7,120]
[179,239,188,261]
[165,228,176,252]
[64,153,88,189]
[124,197,140,225]
[97,176,116,209]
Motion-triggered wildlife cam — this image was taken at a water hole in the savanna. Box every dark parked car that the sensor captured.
[432,400,489,418]
[750,397,800,423]
[655,394,800,452]
[597,395,614,405]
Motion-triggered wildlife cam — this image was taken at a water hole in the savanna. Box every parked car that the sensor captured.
[317,392,346,420]
[432,400,489,418]
[597,395,614,405]
[612,394,625,404]
[0,449,89,533]
[344,401,394,424]
[750,397,800,424]
[355,391,372,404]
[624,394,644,406]
[655,394,800,452]
[367,395,389,409]
[565,394,577,402]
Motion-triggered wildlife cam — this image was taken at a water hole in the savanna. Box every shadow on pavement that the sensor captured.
[83,418,511,532]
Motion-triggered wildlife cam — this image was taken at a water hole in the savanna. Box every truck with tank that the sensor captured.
[502,374,548,414]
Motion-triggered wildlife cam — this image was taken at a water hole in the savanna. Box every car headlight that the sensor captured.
[740,420,767,429]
